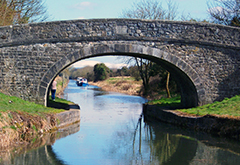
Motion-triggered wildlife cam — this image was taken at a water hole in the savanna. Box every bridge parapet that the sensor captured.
[0,19,239,49]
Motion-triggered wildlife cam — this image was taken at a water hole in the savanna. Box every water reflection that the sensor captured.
[106,113,240,165]
[0,122,80,165]
[2,80,240,165]
[143,118,240,165]
[105,114,198,165]
[10,145,66,165]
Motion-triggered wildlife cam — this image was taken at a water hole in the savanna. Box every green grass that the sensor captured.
[10,125,17,130]
[32,125,37,132]
[177,95,240,117]
[0,92,65,115]
[49,96,73,104]
[148,95,240,117]
[148,96,181,107]
[106,77,139,84]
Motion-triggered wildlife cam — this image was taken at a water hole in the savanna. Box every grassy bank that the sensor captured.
[149,95,240,118]
[89,76,179,100]
[178,95,240,118]
[0,93,64,115]
[0,76,73,150]
[89,76,142,95]
[148,96,181,107]
[0,92,74,150]
[0,94,51,148]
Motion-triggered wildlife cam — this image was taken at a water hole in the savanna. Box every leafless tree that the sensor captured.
[134,57,152,95]
[120,0,178,96]
[0,0,49,26]
[121,0,178,20]
[208,0,240,26]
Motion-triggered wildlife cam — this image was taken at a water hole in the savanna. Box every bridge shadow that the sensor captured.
[47,100,70,110]
[47,99,80,110]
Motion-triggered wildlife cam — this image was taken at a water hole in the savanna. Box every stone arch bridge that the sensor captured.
[0,19,239,108]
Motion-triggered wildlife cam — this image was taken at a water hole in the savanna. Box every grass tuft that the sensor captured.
[10,125,17,130]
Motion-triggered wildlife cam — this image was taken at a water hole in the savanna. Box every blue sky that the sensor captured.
[45,0,209,68]
[46,0,209,21]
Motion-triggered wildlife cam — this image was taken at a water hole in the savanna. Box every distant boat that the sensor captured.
[76,77,89,87]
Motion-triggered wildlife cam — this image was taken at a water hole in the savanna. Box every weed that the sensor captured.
[56,118,60,125]
[32,125,37,132]
[32,137,37,143]
[10,125,16,130]
[8,113,13,119]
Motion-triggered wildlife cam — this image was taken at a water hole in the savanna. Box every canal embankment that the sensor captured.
[0,92,80,151]
[0,121,80,164]
[0,108,80,150]
[143,104,240,140]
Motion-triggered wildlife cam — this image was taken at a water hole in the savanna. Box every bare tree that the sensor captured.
[120,0,178,96]
[0,0,15,26]
[121,0,178,20]
[121,0,166,20]
[134,57,152,94]
[208,0,240,26]
[0,0,49,26]
[165,0,179,20]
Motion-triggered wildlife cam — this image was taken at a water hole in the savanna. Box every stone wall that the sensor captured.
[0,19,239,106]
[143,104,240,140]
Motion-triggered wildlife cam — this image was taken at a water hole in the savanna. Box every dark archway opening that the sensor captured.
[131,53,198,108]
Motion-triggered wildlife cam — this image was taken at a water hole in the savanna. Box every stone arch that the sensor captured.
[40,43,204,108]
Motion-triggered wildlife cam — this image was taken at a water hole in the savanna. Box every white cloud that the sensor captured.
[72,60,127,69]
[77,17,85,19]
[71,2,97,10]
[105,62,127,69]
[208,6,224,13]
[73,60,99,68]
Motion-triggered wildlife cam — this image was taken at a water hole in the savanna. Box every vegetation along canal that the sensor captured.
[4,80,240,165]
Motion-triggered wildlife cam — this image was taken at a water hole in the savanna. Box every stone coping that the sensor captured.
[55,105,80,128]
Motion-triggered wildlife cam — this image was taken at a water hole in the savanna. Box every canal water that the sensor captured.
[2,80,240,165]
